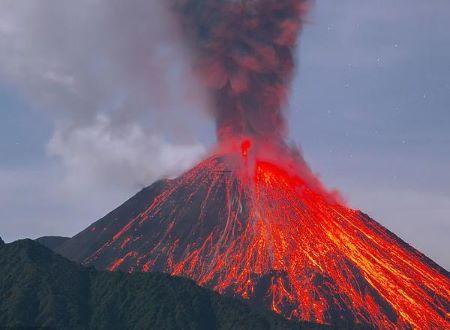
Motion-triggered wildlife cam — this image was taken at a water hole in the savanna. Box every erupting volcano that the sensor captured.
[55,0,449,328]
[58,141,449,328]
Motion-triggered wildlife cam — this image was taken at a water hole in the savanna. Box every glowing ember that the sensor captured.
[70,141,449,328]
[241,139,251,157]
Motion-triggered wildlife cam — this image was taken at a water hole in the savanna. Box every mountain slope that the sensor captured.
[0,239,322,329]
[36,236,70,250]
[55,154,450,328]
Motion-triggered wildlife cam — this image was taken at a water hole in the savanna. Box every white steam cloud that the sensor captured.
[0,0,209,192]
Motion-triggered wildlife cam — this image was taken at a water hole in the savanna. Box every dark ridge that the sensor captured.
[36,236,70,250]
[0,239,325,329]
[0,236,4,246]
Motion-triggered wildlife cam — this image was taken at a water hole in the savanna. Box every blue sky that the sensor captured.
[0,0,449,269]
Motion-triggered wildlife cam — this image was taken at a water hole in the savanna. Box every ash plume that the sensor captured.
[172,0,310,141]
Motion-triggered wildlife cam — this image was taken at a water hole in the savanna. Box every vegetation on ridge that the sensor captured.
[0,239,325,329]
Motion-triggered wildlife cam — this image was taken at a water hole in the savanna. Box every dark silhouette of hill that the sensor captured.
[36,235,70,250]
[0,239,325,329]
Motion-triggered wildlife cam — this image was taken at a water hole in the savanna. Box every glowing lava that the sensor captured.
[59,140,450,328]
[241,139,252,157]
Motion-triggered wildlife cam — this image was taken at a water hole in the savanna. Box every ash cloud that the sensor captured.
[0,0,313,239]
[172,0,310,141]
[0,0,209,190]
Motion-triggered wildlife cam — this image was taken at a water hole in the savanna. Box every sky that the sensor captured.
[0,0,449,269]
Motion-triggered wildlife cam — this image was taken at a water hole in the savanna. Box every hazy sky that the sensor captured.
[0,1,449,269]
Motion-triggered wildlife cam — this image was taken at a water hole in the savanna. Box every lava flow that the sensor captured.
[57,139,450,328]
[55,0,450,328]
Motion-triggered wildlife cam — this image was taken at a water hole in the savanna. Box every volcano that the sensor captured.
[56,140,450,328]
[50,0,449,327]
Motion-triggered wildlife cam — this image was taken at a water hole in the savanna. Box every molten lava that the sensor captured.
[241,139,252,157]
[59,140,450,328]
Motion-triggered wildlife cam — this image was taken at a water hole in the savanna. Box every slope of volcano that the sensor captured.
[56,144,450,328]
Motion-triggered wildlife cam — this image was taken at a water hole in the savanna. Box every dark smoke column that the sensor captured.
[172,0,309,142]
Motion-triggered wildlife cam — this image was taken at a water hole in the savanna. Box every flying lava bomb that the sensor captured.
[55,0,450,328]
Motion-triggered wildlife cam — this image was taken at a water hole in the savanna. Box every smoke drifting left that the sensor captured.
[171,0,310,143]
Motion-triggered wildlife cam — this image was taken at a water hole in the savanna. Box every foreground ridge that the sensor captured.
[0,239,322,329]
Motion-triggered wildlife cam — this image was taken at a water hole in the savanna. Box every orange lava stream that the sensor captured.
[250,161,449,328]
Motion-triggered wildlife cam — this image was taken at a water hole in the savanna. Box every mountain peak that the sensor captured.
[53,153,450,328]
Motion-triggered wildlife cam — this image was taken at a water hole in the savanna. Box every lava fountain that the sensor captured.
[56,0,450,328]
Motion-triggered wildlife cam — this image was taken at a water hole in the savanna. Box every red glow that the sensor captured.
[241,139,251,157]
[82,142,450,328]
